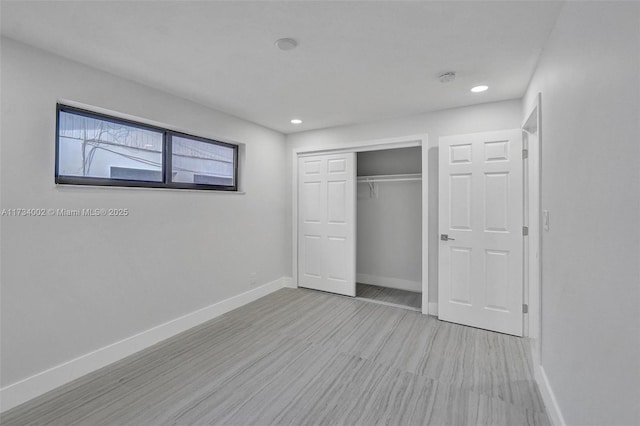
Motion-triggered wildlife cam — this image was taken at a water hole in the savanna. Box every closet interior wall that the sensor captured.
[356,147,422,293]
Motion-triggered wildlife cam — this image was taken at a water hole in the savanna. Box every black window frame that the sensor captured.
[55,104,239,192]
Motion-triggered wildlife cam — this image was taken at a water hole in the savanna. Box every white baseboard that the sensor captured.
[536,366,566,426]
[356,273,421,293]
[0,276,292,413]
[529,341,566,426]
[281,276,296,288]
[428,302,439,316]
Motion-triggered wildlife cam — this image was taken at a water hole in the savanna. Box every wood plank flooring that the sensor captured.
[1,288,549,425]
[356,283,422,310]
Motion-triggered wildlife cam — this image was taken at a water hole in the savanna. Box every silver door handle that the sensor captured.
[441,234,455,241]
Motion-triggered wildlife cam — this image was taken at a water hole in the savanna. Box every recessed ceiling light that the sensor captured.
[471,85,489,93]
[291,119,302,124]
[275,38,298,51]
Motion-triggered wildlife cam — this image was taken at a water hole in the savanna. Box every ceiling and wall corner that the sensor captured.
[0,1,563,133]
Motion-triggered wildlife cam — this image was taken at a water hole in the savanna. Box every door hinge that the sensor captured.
[522,149,529,160]
[523,304,529,314]
[523,226,529,236]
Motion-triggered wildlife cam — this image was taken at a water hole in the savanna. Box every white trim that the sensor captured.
[428,302,439,317]
[291,134,429,314]
[0,277,291,413]
[420,137,429,315]
[281,276,296,288]
[55,184,247,195]
[521,93,542,355]
[535,364,566,426]
[356,273,421,293]
[294,134,425,157]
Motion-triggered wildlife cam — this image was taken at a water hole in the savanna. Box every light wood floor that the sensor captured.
[356,282,422,310]
[1,288,549,425]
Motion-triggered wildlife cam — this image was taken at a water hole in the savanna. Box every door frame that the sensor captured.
[292,134,430,314]
[522,93,542,356]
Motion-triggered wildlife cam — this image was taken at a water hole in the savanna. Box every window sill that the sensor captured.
[55,183,246,195]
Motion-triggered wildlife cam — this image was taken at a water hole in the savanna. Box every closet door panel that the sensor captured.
[326,237,348,281]
[302,181,322,223]
[302,235,323,279]
[327,181,347,224]
[298,153,356,297]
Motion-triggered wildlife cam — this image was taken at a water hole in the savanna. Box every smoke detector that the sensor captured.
[438,72,456,83]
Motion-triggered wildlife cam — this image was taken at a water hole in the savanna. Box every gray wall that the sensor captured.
[524,2,640,425]
[357,148,422,292]
[0,38,289,387]
[286,100,523,303]
[357,147,422,176]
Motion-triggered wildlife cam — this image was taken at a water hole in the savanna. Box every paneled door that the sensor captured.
[438,130,524,336]
[298,153,356,297]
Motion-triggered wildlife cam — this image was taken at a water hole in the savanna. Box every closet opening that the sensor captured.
[355,147,422,311]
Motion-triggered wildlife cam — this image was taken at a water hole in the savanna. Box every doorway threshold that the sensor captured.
[356,283,421,312]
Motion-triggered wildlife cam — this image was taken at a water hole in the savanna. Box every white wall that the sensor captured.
[523,2,640,425]
[286,100,522,302]
[0,38,288,388]
[357,148,422,292]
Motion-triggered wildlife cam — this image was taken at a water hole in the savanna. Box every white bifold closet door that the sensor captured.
[298,153,356,297]
[439,129,524,336]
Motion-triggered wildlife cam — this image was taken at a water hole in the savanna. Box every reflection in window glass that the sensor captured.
[171,135,235,186]
[56,105,238,190]
[58,111,163,182]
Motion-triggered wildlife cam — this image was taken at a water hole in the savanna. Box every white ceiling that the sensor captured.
[1,1,563,134]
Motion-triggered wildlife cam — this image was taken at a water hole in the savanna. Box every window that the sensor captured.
[57,109,164,183]
[56,105,238,191]
[170,135,236,188]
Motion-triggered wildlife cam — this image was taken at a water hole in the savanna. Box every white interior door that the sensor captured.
[438,129,524,336]
[298,152,356,297]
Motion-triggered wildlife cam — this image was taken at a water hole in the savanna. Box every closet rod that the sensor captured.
[357,173,422,183]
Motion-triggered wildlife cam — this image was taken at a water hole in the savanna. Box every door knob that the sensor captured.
[440,234,455,241]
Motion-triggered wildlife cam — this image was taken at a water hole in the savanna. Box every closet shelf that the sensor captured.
[357,173,422,183]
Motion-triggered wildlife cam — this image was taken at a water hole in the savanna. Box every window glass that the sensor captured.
[171,135,235,186]
[56,106,238,191]
[58,110,163,182]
